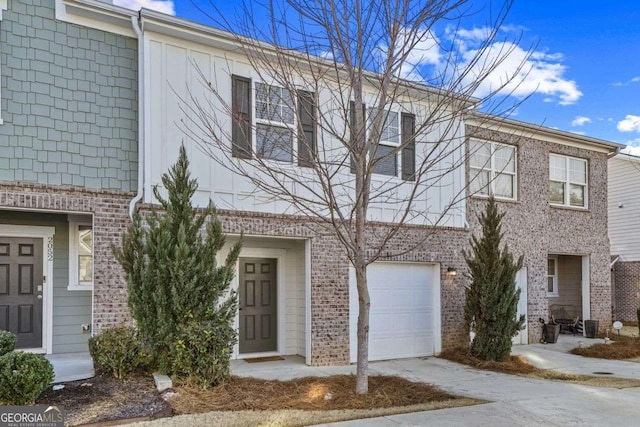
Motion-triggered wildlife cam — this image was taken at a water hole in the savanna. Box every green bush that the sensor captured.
[88,326,149,379]
[170,320,236,387]
[114,145,240,386]
[0,352,53,405]
[0,331,16,357]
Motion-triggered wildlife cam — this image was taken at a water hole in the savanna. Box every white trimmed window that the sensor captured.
[255,82,295,162]
[369,109,399,176]
[549,154,588,208]
[68,219,93,291]
[547,256,558,297]
[469,140,517,200]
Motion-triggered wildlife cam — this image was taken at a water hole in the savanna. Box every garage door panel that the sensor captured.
[349,263,440,363]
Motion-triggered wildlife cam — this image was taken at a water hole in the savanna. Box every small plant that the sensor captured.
[0,352,54,405]
[170,320,236,387]
[88,326,149,379]
[0,330,16,357]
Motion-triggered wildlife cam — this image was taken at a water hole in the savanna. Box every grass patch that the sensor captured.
[168,375,472,414]
[439,347,640,389]
[570,335,640,360]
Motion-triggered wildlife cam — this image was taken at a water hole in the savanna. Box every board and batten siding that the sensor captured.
[608,155,640,261]
[143,31,466,228]
[0,211,91,353]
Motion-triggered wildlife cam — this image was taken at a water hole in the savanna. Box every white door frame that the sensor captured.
[233,248,286,359]
[0,224,55,354]
[581,255,591,332]
[512,268,528,345]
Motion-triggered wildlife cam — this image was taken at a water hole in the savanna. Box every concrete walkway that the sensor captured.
[46,352,94,383]
[512,335,640,379]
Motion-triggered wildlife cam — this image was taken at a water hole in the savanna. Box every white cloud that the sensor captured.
[622,139,640,156]
[631,76,640,83]
[571,116,591,127]
[458,41,582,105]
[389,25,582,105]
[617,115,640,133]
[113,0,175,15]
[394,29,442,81]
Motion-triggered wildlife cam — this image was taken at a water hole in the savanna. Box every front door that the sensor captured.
[239,258,277,354]
[0,237,44,349]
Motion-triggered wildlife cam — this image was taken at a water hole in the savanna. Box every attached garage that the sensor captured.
[349,262,441,363]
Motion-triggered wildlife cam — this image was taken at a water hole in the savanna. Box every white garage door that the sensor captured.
[349,262,440,363]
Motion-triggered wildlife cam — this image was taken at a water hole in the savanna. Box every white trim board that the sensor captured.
[0,225,55,354]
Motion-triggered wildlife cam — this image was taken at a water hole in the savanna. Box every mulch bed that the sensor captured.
[570,335,640,360]
[168,375,459,415]
[36,375,171,426]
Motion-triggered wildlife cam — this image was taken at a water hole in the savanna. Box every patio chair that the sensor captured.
[549,304,580,336]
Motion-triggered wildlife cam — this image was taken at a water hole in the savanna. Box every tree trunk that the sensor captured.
[355,263,370,394]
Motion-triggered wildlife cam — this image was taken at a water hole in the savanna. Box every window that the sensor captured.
[370,109,399,176]
[547,256,558,297]
[469,140,517,200]
[349,104,416,180]
[68,219,93,291]
[549,154,588,208]
[255,82,294,162]
[231,77,316,165]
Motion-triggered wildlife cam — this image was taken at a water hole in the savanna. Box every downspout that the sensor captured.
[129,13,144,218]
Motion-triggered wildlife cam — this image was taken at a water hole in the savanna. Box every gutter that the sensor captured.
[129,13,144,218]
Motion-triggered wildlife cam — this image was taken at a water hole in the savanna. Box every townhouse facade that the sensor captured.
[0,0,621,362]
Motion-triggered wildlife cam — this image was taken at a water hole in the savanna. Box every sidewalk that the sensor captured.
[511,335,640,379]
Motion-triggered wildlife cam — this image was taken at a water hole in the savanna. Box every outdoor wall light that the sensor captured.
[447,267,457,276]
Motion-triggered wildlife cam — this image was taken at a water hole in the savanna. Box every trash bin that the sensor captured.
[585,320,599,338]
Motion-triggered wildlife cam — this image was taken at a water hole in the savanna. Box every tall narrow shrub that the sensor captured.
[114,145,241,385]
[463,197,525,361]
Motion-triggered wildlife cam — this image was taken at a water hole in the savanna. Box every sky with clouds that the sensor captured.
[115,0,640,154]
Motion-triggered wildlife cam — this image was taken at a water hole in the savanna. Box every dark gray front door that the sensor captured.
[239,258,277,353]
[0,237,44,349]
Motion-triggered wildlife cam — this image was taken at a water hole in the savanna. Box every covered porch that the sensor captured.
[547,254,590,335]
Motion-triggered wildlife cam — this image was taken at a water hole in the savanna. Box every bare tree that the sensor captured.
[179,0,531,394]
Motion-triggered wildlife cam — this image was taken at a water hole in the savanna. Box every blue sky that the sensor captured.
[115,0,640,153]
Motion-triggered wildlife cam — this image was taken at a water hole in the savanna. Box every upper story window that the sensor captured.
[549,154,588,208]
[68,218,93,291]
[469,140,517,200]
[231,76,316,167]
[369,109,399,176]
[350,103,416,180]
[255,83,295,162]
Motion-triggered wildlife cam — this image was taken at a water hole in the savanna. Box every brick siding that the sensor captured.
[467,125,613,341]
[613,261,640,322]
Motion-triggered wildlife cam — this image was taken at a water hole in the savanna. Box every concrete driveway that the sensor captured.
[151,340,640,427]
[330,357,640,426]
[316,336,640,426]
